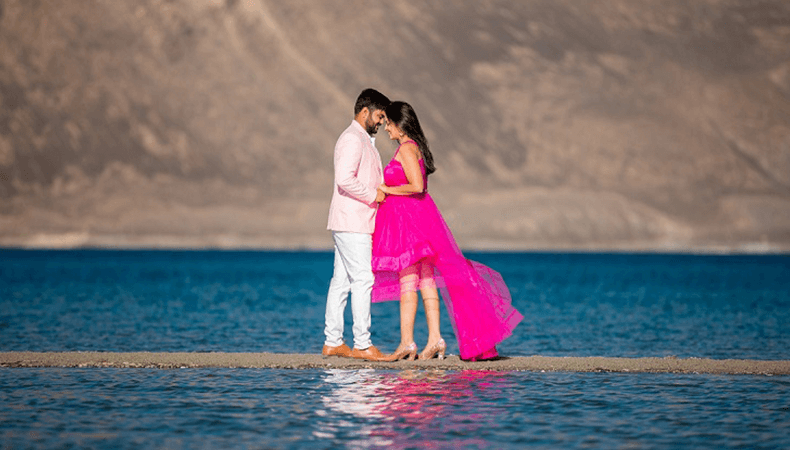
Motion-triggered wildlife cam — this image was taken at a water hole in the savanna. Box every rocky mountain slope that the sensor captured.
[1,0,789,250]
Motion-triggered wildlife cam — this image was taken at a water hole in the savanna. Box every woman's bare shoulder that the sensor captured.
[398,141,420,159]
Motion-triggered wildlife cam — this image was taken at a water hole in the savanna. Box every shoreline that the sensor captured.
[1,352,788,375]
[2,245,789,256]
[2,236,790,255]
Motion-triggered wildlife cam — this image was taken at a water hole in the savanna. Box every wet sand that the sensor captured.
[1,352,788,375]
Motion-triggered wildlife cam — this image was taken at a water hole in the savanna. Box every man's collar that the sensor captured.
[351,119,365,134]
[351,119,377,139]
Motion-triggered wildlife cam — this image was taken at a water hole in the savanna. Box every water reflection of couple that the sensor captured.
[323,89,523,362]
[318,369,504,447]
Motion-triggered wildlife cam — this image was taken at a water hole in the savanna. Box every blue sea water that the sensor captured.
[1,250,789,449]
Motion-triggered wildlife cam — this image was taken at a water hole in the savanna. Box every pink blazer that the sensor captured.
[327,121,383,234]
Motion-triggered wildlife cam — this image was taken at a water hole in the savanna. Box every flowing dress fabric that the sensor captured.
[372,144,523,360]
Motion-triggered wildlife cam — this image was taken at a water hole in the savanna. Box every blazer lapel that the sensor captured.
[361,128,383,179]
[372,139,383,178]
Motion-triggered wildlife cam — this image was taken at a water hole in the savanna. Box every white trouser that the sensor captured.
[325,231,374,349]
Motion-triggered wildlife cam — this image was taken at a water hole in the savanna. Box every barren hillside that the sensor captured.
[1,0,789,250]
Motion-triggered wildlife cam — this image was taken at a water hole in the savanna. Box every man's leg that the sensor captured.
[324,233,351,348]
[333,232,373,350]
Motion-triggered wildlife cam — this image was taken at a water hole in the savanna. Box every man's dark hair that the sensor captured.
[354,88,391,116]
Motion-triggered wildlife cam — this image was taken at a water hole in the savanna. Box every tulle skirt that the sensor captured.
[372,192,523,360]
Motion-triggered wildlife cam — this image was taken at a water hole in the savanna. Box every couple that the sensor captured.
[322,88,523,362]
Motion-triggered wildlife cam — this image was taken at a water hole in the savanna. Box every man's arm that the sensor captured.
[334,134,378,205]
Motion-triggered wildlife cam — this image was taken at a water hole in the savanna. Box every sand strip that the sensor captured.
[1,352,788,375]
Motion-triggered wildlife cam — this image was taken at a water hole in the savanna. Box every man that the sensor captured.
[323,88,390,361]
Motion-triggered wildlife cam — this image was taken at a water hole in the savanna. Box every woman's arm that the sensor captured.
[381,142,424,196]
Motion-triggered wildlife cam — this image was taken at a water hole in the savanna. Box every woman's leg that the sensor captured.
[421,295,441,339]
[421,292,442,344]
[418,263,444,358]
[398,265,419,346]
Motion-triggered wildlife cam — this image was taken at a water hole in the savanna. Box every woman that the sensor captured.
[372,101,523,361]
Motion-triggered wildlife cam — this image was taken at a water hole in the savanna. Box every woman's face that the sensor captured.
[384,116,402,141]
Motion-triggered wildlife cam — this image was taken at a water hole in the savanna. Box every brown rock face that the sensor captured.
[1,0,789,251]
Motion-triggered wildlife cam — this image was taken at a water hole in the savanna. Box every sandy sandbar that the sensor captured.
[1,352,788,375]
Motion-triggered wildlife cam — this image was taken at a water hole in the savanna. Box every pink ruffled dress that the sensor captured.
[372,141,523,360]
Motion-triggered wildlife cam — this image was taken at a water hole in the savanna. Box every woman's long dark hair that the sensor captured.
[385,101,436,176]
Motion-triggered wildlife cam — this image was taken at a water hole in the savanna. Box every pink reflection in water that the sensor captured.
[318,369,512,448]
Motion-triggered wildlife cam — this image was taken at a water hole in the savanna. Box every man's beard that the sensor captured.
[365,117,379,135]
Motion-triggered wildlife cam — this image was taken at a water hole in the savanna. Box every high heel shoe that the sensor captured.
[419,338,447,360]
[383,342,417,361]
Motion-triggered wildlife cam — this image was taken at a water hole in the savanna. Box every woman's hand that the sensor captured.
[376,186,387,203]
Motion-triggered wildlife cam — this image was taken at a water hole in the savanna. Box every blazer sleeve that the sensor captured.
[334,133,377,205]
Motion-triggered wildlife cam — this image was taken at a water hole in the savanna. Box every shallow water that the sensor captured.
[1,250,789,449]
[1,368,788,449]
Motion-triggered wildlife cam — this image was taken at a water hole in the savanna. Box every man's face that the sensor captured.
[364,108,386,135]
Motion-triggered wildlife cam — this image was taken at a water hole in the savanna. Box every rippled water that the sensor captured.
[1,250,789,449]
[1,250,788,359]
[1,368,788,449]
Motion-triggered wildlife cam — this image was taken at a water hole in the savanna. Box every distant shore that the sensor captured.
[2,242,789,255]
[2,352,788,375]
